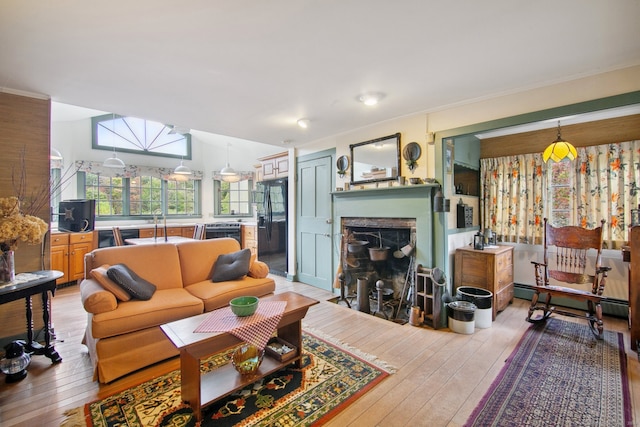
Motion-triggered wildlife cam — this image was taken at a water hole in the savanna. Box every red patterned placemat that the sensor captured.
[194,300,287,349]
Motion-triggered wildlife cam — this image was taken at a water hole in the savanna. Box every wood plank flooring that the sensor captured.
[0,276,638,426]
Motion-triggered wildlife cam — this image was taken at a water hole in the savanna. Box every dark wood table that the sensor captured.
[124,236,195,245]
[161,291,319,422]
[0,270,64,363]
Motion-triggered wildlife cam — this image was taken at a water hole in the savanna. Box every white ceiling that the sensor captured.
[1,1,640,147]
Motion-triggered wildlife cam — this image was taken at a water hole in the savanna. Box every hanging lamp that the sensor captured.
[103,114,126,168]
[50,147,63,160]
[174,158,192,175]
[543,121,578,163]
[103,147,125,168]
[220,143,239,181]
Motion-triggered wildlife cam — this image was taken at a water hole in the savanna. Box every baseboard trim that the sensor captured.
[514,283,629,318]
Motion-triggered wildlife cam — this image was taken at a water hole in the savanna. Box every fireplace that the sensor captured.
[332,185,441,321]
[341,217,416,316]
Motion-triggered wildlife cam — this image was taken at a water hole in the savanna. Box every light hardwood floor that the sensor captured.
[1,277,638,426]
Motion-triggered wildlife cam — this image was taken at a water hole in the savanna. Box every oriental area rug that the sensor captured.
[465,318,632,427]
[63,331,394,427]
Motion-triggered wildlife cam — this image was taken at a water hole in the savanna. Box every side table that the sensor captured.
[0,270,64,363]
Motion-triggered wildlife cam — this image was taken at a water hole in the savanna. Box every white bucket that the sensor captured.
[474,308,492,329]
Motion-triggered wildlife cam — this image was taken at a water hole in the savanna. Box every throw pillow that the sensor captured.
[107,264,157,300]
[90,264,132,301]
[211,248,251,282]
[248,259,270,279]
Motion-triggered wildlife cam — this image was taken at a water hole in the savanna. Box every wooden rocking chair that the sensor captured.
[527,218,611,339]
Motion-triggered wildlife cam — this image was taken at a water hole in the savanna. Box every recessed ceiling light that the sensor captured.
[297,118,310,128]
[358,92,385,106]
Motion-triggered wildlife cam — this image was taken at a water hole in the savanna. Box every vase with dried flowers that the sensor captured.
[0,196,48,284]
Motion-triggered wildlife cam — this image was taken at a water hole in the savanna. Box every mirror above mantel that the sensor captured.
[350,133,400,185]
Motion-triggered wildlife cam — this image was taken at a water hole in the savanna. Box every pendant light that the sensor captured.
[174,158,192,175]
[50,147,63,160]
[103,114,126,168]
[103,146,125,168]
[543,121,578,163]
[220,143,238,181]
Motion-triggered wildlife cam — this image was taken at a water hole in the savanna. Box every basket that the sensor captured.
[264,337,297,362]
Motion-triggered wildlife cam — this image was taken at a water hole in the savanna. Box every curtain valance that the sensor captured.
[75,160,204,180]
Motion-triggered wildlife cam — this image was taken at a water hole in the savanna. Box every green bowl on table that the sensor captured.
[229,296,259,317]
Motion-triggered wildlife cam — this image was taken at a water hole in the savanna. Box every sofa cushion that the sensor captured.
[90,264,131,301]
[86,244,184,290]
[211,248,251,282]
[186,276,276,312]
[91,288,204,339]
[176,238,242,286]
[107,264,157,300]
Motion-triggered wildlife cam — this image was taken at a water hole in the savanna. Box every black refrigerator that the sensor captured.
[256,179,287,277]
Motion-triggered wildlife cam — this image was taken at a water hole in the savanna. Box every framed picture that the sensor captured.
[445,140,454,174]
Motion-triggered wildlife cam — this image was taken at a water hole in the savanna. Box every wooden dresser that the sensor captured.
[454,245,514,320]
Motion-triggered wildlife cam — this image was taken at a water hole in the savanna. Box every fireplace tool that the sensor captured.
[395,243,416,321]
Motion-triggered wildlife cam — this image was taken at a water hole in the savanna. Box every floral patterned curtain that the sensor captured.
[481,140,640,246]
[575,141,640,245]
[480,154,545,244]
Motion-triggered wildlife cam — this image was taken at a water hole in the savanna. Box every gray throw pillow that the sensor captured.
[106,264,157,300]
[211,248,252,282]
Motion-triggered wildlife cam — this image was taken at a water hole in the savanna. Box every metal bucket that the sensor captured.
[368,247,390,261]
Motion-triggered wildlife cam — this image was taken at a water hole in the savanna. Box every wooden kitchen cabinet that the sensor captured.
[242,224,257,255]
[50,232,70,285]
[454,245,514,320]
[182,226,195,237]
[69,232,94,281]
[259,152,288,180]
[51,231,94,284]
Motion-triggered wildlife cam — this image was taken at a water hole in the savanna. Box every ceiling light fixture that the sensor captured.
[173,158,192,175]
[50,147,63,160]
[358,92,384,106]
[103,114,126,168]
[543,121,578,163]
[297,118,310,129]
[220,143,239,182]
[103,146,125,168]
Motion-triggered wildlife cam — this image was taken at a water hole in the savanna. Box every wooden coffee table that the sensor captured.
[160,291,319,421]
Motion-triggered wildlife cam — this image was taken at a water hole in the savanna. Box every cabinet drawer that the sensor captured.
[495,283,514,312]
[51,233,69,246]
[138,228,154,238]
[496,251,513,270]
[496,268,513,290]
[182,226,195,237]
[70,232,93,244]
[166,227,182,236]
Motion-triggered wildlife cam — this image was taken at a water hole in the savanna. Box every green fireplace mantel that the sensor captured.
[332,184,439,268]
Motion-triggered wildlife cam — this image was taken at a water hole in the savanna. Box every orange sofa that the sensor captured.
[79,238,275,383]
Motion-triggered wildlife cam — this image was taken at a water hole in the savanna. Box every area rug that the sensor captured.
[465,318,632,427]
[63,331,394,427]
